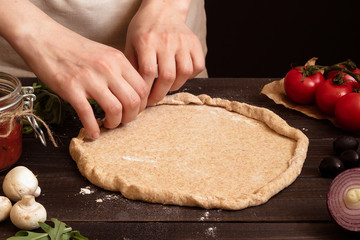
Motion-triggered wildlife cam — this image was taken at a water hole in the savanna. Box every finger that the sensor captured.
[136,47,158,88]
[124,46,139,70]
[189,40,206,79]
[147,53,176,106]
[109,51,150,114]
[121,71,148,114]
[107,77,142,123]
[125,46,157,112]
[69,94,100,139]
[170,51,193,91]
[92,87,123,129]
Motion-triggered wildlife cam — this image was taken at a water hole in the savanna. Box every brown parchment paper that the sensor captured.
[260,78,339,127]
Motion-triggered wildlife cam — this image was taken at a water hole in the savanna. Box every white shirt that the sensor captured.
[0,0,207,77]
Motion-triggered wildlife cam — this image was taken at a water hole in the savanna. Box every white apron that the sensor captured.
[0,0,207,78]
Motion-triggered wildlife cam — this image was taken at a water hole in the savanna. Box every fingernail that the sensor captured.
[92,131,100,139]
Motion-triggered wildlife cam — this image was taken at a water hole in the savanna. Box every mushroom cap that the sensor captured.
[2,166,39,202]
[0,196,12,222]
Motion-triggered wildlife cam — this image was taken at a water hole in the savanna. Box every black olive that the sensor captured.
[319,156,345,178]
[333,136,359,155]
[339,149,360,168]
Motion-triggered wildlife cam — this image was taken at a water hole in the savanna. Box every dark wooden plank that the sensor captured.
[0,158,335,223]
[39,177,334,222]
[0,181,332,222]
[1,221,359,240]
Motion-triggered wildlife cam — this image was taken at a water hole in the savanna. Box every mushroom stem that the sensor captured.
[20,195,36,207]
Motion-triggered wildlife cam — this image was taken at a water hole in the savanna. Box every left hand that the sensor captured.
[125,0,205,106]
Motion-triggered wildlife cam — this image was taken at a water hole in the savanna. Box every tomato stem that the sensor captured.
[294,59,360,84]
[317,59,360,83]
[297,65,323,82]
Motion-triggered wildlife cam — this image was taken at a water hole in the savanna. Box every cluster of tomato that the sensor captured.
[284,60,360,132]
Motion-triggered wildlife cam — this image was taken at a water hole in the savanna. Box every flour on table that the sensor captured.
[79,186,94,195]
[205,227,217,238]
[95,194,120,203]
[200,211,210,221]
[104,194,119,200]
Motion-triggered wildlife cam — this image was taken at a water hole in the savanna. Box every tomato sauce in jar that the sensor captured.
[0,73,25,171]
[0,118,22,171]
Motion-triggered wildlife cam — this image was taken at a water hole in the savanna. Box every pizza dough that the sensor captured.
[69,93,309,210]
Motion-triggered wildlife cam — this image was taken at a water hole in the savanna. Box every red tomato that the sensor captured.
[352,68,360,89]
[335,92,360,132]
[326,64,347,79]
[327,70,359,89]
[353,68,360,74]
[284,67,325,104]
[315,79,354,116]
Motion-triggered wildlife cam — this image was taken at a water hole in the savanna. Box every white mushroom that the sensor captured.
[2,166,41,201]
[33,186,41,198]
[0,196,12,222]
[10,195,47,230]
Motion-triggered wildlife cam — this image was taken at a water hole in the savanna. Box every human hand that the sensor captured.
[33,30,149,139]
[2,2,148,139]
[125,0,205,106]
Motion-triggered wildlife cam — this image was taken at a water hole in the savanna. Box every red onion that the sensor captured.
[327,168,360,232]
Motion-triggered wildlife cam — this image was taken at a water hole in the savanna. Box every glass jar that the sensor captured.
[0,72,45,171]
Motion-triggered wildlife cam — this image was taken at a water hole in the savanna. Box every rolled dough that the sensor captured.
[69,93,309,210]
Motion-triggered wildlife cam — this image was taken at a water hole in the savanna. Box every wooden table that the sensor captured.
[1,78,359,239]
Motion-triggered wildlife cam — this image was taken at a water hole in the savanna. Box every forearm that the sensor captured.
[0,1,44,44]
[0,0,62,64]
[0,0,87,76]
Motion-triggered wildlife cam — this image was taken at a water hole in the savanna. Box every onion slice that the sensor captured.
[327,168,360,232]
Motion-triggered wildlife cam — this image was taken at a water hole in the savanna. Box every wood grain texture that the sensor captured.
[0,78,358,239]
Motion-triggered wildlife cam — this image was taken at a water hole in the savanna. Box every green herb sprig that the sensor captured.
[7,218,88,240]
[32,82,75,126]
[23,81,103,134]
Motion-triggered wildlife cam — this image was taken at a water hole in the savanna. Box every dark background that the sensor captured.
[204,1,360,78]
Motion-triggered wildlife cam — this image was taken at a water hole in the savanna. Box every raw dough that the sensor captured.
[69,93,309,210]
